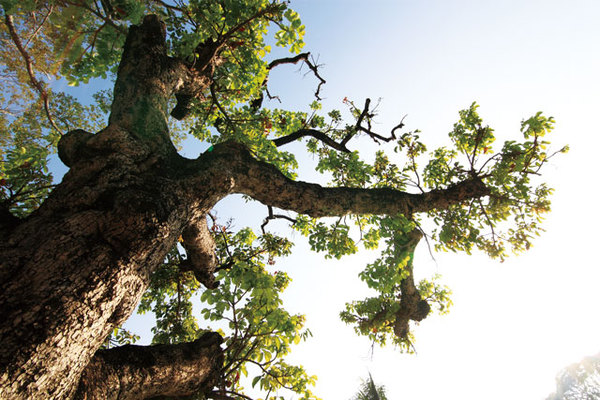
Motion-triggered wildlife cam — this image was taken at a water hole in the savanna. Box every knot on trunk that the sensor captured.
[58,126,156,168]
[171,94,195,120]
[393,295,431,340]
[58,129,94,167]
[170,38,224,120]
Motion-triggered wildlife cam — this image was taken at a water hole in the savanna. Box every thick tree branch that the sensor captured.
[75,332,224,400]
[109,15,216,141]
[209,142,490,218]
[173,5,284,119]
[0,203,21,233]
[348,229,430,342]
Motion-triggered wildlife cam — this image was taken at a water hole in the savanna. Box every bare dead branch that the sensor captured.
[272,128,351,152]
[339,98,403,148]
[270,98,405,153]
[252,52,326,111]
[339,98,372,146]
[355,98,398,144]
[391,115,407,137]
[260,205,297,234]
[304,53,326,100]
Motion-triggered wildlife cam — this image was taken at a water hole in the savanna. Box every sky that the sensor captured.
[113,1,600,399]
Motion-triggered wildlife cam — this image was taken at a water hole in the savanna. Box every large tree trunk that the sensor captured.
[0,124,227,399]
[0,16,226,399]
[0,15,491,400]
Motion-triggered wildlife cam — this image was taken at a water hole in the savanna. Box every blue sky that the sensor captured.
[72,1,600,398]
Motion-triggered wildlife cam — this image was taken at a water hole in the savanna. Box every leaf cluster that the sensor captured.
[293,101,565,349]
[0,92,105,216]
[137,221,319,400]
[426,104,567,260]
[339,217,451,351]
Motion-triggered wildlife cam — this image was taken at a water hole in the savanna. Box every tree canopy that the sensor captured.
[0,1,567,399]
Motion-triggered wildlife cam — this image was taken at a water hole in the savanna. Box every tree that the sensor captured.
[546,354,600,400]
[352,374,388,400]
[0,1,566,399]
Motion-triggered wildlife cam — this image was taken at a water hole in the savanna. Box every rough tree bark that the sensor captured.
[0,15,490,400]
[0,15,226,400]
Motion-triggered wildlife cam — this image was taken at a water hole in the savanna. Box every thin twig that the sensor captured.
[253,52,326,111]
[24,5,54,47]
[67,0,127,34]
[210,83,233,127]
[415,221,437,264]
[221,3,281,42]
[4,14,64,135]
[478,199,498,247]
[260,205,297,234]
